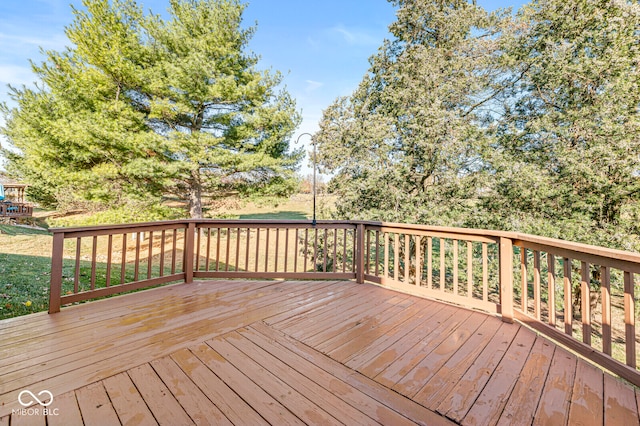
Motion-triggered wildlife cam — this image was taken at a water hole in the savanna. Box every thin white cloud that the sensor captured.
[328,25,380,47]
[0,32,68,51]
[0,65,36,87]
[305,80,323,92]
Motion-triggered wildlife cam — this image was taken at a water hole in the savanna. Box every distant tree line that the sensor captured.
[315,0,640,251]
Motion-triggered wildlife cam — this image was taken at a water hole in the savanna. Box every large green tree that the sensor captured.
[1,0,301,218]
[477,0,640,250]
[315,0,509,224]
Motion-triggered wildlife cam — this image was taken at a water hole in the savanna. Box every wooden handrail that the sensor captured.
[48,219,640,387]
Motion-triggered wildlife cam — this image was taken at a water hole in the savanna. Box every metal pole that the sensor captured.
[312,138,317,226]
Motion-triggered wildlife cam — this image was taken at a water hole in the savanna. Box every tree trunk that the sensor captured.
[188,170,203,219]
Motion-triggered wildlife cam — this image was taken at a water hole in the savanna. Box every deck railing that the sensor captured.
[49,219,640,387]
[0,202,33,217]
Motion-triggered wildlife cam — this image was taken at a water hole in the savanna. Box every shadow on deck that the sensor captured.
[2,279,638,425]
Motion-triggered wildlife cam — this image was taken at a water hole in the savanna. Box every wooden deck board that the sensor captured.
[1,279,636,425]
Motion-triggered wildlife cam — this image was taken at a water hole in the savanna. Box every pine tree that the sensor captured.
[1,0,301,218]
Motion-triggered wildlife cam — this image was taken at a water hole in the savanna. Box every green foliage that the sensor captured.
[1,0,302,219]
[316,0,510,225]
[317,0,640,252]
[476,0,640,251]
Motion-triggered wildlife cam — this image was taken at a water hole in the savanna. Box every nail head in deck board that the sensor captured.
[604,374,640,426]
[169,348,267,425]
[567,360,604,426]
[102,372,157,426]
[74,382,121,426]
[497,336,556,426]
[127,363,193,425]
[149,356,232,426]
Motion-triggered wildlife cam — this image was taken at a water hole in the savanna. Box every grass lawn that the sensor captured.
[0,193,335,319]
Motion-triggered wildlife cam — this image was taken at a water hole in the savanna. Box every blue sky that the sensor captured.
[0,0,526,175]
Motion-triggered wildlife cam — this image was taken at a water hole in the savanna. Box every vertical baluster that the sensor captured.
[384,233,389,279]
[106,234,113,286]
[521,248,528,313]
[255,228,260,272]
[394,233,400,282]
[580,261,591,345]
[196,226,201,272]
[624,271,635,368]
[601,266,611,355]
[312,228,318,272]
[332,228,337,273]
[225,228,231,272]
[235,228,241,272]
[482,242,488,302]
[294,228,299,273]
[548,254,556,326]
[323,228,328,272]
[534,250,541,320]
[159,230,165,277]
[375,231,380,277]
[404,234,410,284]
[147,231,154,279]
[90,236,98,290]
[343,228,348,273]
[427,237,433,290]
[205,228,211,271]
[134,232,141,281]
[352,227,356,273]
[264,228,270,272]
[214,228,221,271]
[121,233,128,284]
[245,228,250,271]
[440,239,445,291]
[365,229,370,274]
[171,229,177,275]
[74,237,81,293]
[274,228,280,272]
[564,257,572,336]
[467,241,473,298]
[453,240,459,295]
[416,235,421,287]
[303,228,309,272]
[284,228,289,272]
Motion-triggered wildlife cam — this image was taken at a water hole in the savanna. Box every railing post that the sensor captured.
[184,222,195,284]
[499,236,514,323]
[49,232,64,314]
[356,223,365,284]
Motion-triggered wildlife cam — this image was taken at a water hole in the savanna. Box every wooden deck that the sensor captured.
[1,280,639,425]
